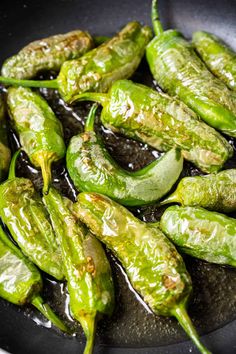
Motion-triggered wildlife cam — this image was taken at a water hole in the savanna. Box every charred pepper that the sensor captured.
[74,192,211,354]
[146,0,236,137]
[7,87,66,193]
[0,95,11,181]
[43,187,114,354]
[1,30,94,79]
[66,104,183,206]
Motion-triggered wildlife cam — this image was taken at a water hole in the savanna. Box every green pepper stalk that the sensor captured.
[43,187,114,354]
[0,151,64,280]
[145,0,236,138]
[7,86,66,193]
[0,95,11,182]
[0,223,68,332]
[160,205,236,267]
[66,104,183,206]
[69,79,232,174]
[74,192,211,354]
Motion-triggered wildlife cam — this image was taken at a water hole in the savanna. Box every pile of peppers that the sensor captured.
[1,0,236,353]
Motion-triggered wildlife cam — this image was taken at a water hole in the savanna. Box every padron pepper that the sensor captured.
[66,104,183,206]
[0,95,11,181]
[192,31,236,91]
[74,192,211,354]
[7,86,66,193]
[160,205,236,267]
[0,151,64,280]
[71,79,232,173]
[160,169,236,213]
[145,0,236,137]
[1,30,94,79]
[0,22,152,102]
[43,187,114,354]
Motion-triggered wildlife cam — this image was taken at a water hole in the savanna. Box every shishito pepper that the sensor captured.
[43,187,114,354]
[7,87,66,193]
[0,22,152,102]
[71,79,232,174]
[66,104,183,206]
[0,95,11,181]
[160,205,236,267]
[146,0,236,137]
[160,169,236,213]
[0,223,68,332]
[1,30,94,79]
[74,192,211,354]
[192,31,236,91]
[0,151,64,280]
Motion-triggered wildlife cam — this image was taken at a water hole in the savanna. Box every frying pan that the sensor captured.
[0,0,236,353]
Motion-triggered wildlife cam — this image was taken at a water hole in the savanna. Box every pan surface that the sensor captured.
[0,0,236,353]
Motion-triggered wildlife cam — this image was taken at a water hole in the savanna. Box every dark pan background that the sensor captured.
[1,0,236,353]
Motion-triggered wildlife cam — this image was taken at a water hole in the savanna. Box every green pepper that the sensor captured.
[71,79,232,174]
[145,0,236,137]
[1,30,94,79]
[66,104,183,206]
[192,31,236,91]
[0,223,68,332]
[43,187,114,354]
[0,151,64,280]
[0,22,152,102]
[160,205,236,267]
[74,192,211,354]
[0,95,11,181]
[7,86,66,193]
[160,169,236,213]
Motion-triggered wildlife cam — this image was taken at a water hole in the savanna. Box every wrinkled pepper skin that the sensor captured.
[43,188,114,354]
[74,80,232,174]
[0,95,11,181]
[146,1,236,137]
[161,169,236,213]
[66,104,183,206]
[74,192,210,354]
[192,31,236,91]
[7,87,66,193]
[160,206,236,267]
[1,30,94,79]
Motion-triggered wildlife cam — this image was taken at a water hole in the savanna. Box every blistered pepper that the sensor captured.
[66,104,183,206]
[7,87,66,193]
[0,95,11,181]
[145,0,236,137]
[74,192,211,354]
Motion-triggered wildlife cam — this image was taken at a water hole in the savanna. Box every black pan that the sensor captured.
[0,0,236,353]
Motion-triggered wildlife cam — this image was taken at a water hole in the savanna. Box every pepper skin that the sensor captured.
[160,205,236,267]
[1,30,93,79]
[72,79,232,174]
[74,192,211,354]
[160,169,236,213]
[192,31,236,91]
[43,187,114,354]
[7,87,66,193]
[66,104,183,206]
[0,152,64,280]
[0,22,152,102]
[0,95,11,181]
[146,0,236,137]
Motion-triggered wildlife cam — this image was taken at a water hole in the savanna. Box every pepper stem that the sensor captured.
[152,0,164,37]
[71,92,109,106]
[172,306,211,354]
[40,158,52,195]
[159,192,179,206]
[85,104,98,132]
[31,295,69,333]
[81,316,97,354]
[0,76,58,89]
[8,150,21,180]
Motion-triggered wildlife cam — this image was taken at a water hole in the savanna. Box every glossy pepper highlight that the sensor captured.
[0,95,11,181]
[74,192,211,354]
[1,30,94,79]
[146,0,236,137]
[7,87,66,193]
[71,79,232,173]
[43,187,114,354]
[66,104,183,206]
[0,22,152,103]
[160,205,236,267]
